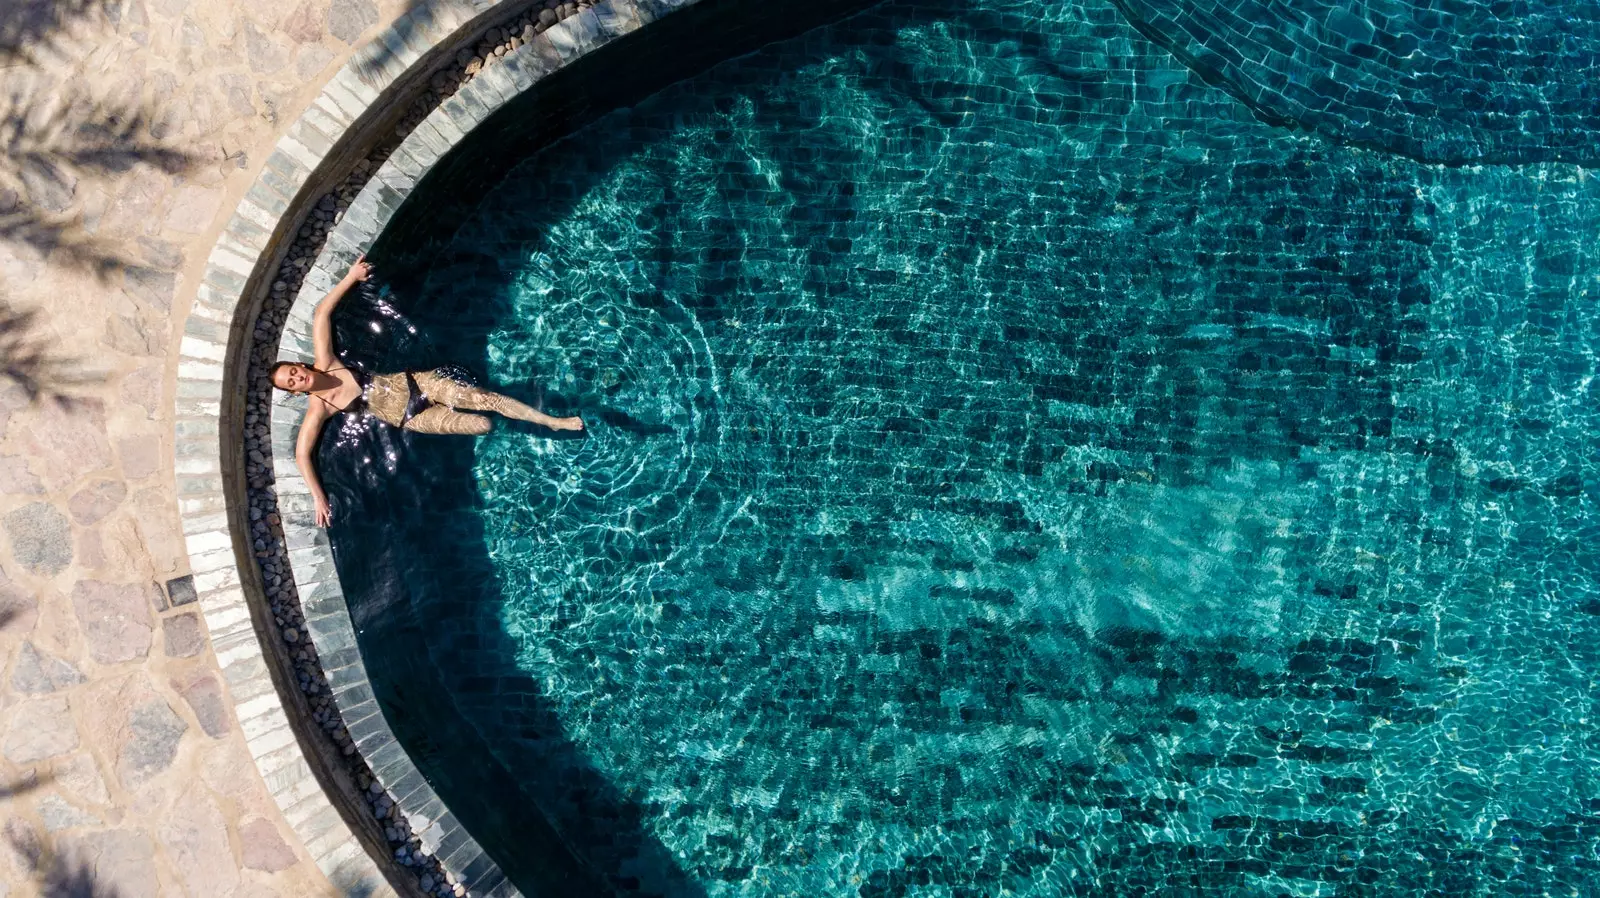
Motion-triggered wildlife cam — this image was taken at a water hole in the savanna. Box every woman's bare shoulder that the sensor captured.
[301,393,331,426]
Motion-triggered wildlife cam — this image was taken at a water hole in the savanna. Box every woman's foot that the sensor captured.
[551,415,585,431]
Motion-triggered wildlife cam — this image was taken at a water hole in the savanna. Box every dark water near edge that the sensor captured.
[329,1,1600,894]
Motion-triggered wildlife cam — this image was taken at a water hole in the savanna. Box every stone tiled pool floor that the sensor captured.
[328,0,1600,894]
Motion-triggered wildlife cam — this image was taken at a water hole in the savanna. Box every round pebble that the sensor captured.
[238,21,525,888]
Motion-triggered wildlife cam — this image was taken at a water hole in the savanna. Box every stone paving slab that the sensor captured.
[0,1,414,896]
[5,0,894,895]
[255,3,719,894]
[170,1,607,891]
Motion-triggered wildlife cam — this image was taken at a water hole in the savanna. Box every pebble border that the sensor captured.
[173,2,702,897]
[246,3,625,896]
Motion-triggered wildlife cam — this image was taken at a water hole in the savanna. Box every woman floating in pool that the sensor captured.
[273,255,584,526]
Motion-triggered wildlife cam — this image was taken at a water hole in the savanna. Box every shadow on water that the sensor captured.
[323,419,618,893]
[323,3,890,895]
[308,0,1591,894]
[588,407,675,438]
[339,1,1400,893]
[716,0,1432,482]
[1104,0,1600,166]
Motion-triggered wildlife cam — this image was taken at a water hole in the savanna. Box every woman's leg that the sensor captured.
[402,406,491,435]
[414,371,583,430]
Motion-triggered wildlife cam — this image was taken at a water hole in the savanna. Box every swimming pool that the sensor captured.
[325,0,1600,894]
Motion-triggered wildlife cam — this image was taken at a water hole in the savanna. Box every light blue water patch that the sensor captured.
[375,0,1600,894]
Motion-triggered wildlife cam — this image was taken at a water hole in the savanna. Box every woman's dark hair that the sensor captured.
[269,360,306,391]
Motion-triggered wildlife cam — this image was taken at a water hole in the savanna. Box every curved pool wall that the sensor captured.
[311,0,1600,896]
[198,0,1600,896]
[172,0,872,896]
[269,1,882,895]
[175,2,553,894]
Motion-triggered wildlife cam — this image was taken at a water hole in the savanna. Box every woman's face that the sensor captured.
[273,363,314,393]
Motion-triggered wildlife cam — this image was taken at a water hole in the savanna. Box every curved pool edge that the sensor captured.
[271,4,669,889]
[170,1,623,896]
[192,0,891,892]
[175,0,1600,892]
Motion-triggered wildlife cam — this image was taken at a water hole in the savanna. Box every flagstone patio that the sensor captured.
[0,2,409,895]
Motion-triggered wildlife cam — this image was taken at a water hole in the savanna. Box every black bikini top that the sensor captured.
[312,366,371,416]
[313,367,430,424]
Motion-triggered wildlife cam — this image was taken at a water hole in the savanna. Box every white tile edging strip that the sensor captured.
[174,2,706,897]
[176,5,525,897]
[276,4,699,895]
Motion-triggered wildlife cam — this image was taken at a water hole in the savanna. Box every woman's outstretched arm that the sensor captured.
[294,400,334,527]
[311,255,373,370]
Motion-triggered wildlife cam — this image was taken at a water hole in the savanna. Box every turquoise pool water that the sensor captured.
[340,0,1600,894]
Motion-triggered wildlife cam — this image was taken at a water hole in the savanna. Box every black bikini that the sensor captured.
[313,367,431,425]
[400,373,431,422]
[312,366,366,414]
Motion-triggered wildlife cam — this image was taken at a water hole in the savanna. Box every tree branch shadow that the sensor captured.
[6,823,122,898]
[0,22,199,404]
[0,0,102,64]
[2,780,374,898]
[0,766,50,801]
[0,83,202,278]
[2,95,197,177]
[0,300,102,406]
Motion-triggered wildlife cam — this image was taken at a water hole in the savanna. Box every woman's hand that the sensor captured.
[345,254,373,283]
[314,495,332,528]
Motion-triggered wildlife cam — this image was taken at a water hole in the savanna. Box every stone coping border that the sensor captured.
[175,3,526,893]
[274,2,695,891]
[173,1,707,896]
